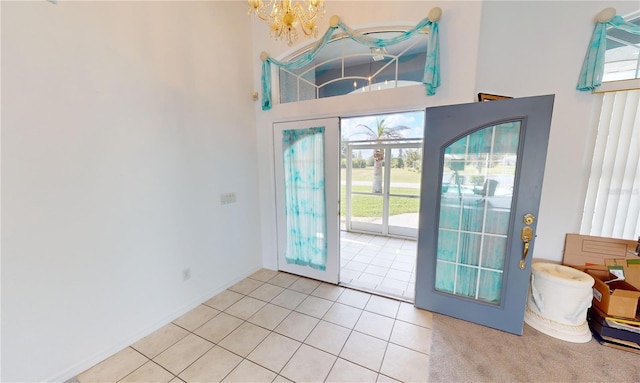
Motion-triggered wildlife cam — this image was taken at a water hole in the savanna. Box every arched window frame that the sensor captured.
[260,10,442,110]
[275,26,431,105]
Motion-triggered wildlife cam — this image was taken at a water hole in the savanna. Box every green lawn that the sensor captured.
[341,167,421,183]
[338,164,515,218]
[340,167,421,217]
[340,191,420,217]
[348,184,419,196]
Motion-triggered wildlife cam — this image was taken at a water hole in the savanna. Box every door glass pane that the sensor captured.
[350,194,383,224]
[389,149,421,197]
[347,146,385,227]
[349,147,384,194]
[389,147,421,234]
[388,196,420,228]
[435,121,521,305]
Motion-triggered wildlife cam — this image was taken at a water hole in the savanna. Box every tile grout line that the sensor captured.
[168,280,287,381]
[236,279,345,381]
[77,269,431,383]
[217,278,333,380]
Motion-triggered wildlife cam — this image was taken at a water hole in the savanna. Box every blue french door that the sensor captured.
[415,95,554,335]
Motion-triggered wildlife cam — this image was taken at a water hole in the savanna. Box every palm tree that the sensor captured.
[355,118,409,193]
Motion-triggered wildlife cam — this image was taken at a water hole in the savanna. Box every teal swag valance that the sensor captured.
[260,9,442,110]
[577,8,640,92]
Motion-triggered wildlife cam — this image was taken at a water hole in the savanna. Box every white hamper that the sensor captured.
[524,262,595,343]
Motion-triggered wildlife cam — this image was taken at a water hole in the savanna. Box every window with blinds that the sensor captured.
[581,89,640,239]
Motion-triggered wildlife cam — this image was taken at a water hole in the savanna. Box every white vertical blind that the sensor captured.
[581,89,640,239]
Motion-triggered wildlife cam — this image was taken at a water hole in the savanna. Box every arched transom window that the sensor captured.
[278,29,428,104]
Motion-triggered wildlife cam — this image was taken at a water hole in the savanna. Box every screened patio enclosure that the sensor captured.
[338,112,424,300]
[342,139,423,239]
[340,111,425,239]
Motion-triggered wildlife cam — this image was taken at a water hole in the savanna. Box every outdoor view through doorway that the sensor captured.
[339,111,425,301]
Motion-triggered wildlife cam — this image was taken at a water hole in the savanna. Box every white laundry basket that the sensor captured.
[524,262,595,343]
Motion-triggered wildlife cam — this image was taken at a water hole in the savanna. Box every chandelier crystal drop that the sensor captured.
[248,0,326,46]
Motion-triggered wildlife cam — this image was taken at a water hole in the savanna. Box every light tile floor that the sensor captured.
[73,269,432,383]
[340,231,417,301]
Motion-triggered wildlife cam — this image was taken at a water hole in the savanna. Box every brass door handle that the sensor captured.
[519,217,534,269]
[519,241,530,269]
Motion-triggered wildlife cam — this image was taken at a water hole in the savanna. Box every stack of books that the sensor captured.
[588,306,640,354]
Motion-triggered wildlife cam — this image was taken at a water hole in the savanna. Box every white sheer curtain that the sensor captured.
[282,127,327,270]
[581,89,640,239]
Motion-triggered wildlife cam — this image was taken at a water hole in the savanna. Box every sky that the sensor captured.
[341,111,425,141]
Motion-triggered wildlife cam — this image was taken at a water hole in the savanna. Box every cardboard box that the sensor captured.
[604,258,640,291]
[563,234,638,268]
[585,268,640,319]
[563,234,640,319]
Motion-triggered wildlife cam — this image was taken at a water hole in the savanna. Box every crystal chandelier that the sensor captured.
[248,0,326,46]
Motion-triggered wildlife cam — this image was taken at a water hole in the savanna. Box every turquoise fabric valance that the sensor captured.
[577,11,640,92]
[260,12,442,110]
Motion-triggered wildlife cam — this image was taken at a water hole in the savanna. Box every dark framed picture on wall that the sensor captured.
[478,93,513,102]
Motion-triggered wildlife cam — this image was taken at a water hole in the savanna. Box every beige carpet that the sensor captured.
[428,313,639,383]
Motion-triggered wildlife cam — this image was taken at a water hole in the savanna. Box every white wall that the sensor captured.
[1,2,261,381]
[474,0,639,261]
[252,0,638,270]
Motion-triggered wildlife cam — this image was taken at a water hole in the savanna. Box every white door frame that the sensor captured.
[273,118,341,284]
